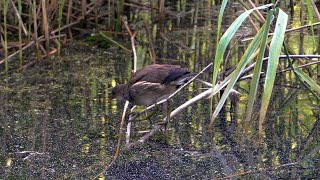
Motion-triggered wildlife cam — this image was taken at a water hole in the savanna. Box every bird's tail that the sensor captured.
[163,68,195,85]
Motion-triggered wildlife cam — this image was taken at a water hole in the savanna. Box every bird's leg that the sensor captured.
[131,104,160,129]
[158,99,173,136]
[127,105,137,120]
[144,106,159,128]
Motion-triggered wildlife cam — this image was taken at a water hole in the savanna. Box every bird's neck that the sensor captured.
[121,84,131,101]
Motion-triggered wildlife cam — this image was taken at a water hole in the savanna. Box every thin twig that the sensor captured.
[242,22,320,42]
[0,34,66,65]
[136,88,213,144]
[143,21,156,63]
[311,0,320,20]
[9,0,28,35]
[238,55,320,80]
[99,31,131,53]
[278,60,320,73]
[221,162,299,179]
[122,17,137,72]
[121,17,138,146]
[93,101,129,179]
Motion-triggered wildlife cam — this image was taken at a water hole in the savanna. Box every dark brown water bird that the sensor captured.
[110,64,193,106]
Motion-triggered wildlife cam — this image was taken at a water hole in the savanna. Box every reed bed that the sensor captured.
[0,0,317,71]
[0,0,123,70]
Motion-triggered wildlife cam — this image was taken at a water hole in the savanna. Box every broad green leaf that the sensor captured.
[305,0,316,47]
[244,10,274,134]
[216,0,228,45]
[209,26,265,130]
[211,4,273,88]
[259,9,288,138]
[210,0,228,117]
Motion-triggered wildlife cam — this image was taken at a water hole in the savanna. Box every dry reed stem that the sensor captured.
[122,17,138,145]
[9,0,28,35]
[311,0,320,20]
[41,0,50,51]
[136,88,213,145]
[242,22,320,42]
[0,34,66,65]
[81,0,86,21]
[122,17,137,71]
[0,0,101,64]
[67,0,73,39]
[31,0,41,56]
[92,101,130,179]
[143,21,156,63]
[248,0,266,22]
[221,162,299,179]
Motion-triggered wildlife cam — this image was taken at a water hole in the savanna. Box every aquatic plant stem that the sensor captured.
[94,17,139,177]
[122,17,137,72]
[242,22,320,42]
[3,0,8,72]
[93,101,129,179]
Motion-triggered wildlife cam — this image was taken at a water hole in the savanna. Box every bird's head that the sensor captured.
[110,84,129,101]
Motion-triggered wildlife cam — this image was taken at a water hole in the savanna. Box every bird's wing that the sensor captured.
[128,64,181,85]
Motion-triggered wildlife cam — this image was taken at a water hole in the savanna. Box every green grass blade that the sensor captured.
[244,10,274,134]
[99,32,131,53]
[305,0,316,48]
[211,4,273,88]
[18,0,22,66]
[283,44,320,100]
[216,0,228,45]
[3,0,8,72]
[259,9,288,139]
[209,26,265,130]
[210,0,228,117]
[294,68,320,96]
[58,0,66,56]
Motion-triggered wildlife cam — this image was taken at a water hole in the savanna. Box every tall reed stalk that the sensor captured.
[115,0,124,32]
[41,0,49,51]
[18,0,22,67]
[58,0,66,56]
[32,0,39,59]
[67,0,72,39]
[28,1,32,42]
[81,0,86,27]
[107,0,111,29]
[94,0,98,28]
[3,0,8,72]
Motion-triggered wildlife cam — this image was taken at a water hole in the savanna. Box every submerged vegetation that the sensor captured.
[1,0,320,179]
